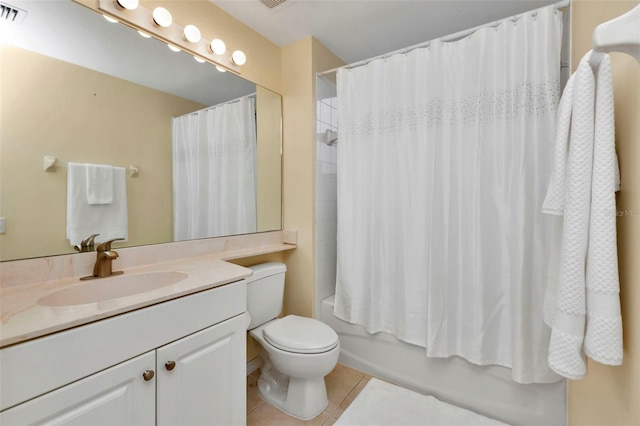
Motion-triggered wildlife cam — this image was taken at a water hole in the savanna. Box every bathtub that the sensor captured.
[320,295,566,426]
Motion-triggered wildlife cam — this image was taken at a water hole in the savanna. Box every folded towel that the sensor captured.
[86,163,114,204]
[67,163,128,247]
[542,51,623,380]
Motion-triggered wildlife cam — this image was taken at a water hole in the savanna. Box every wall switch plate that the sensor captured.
[0,217,5,234]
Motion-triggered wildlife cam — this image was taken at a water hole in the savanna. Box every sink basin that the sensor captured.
[38,271,189,306]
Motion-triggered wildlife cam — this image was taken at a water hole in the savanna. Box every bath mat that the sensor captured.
[334,378,509,426]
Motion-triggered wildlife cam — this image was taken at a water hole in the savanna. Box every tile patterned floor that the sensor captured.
[247,364,371,426]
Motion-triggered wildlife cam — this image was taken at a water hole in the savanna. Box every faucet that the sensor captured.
[80,238,125,280]
[74,233,99,253]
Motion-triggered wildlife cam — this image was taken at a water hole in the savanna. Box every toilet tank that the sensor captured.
[246,262,287,329]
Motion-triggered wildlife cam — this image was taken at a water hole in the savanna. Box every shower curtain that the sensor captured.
[172,96,257,241]
[334,5,563,384]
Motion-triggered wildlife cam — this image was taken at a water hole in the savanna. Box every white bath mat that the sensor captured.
[334,378,509,426]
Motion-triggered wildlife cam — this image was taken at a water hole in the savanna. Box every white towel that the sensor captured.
[542,51,622,380]
[583,53,622,366]
[86,164,114,204]
[67,163,128,247]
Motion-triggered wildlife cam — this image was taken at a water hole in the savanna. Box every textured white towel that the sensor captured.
[67,163,128,247]
[542,73,575,328]
[86,163,114,204]
[542,51,622,380]
[583,54,622,365]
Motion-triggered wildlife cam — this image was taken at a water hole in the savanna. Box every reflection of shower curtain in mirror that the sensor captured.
[172,96,257,241]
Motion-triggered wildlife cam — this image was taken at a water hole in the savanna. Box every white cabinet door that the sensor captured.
[0,351,155,426]
[157,313,246,426]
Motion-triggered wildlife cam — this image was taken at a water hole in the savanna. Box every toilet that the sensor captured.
[246,262,340,420]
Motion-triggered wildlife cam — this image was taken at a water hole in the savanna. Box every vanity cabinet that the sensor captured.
[0,351,156,425]
[0,280,247,425]
[157,315,245,425]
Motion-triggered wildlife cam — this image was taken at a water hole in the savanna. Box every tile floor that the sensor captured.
[247,364,371,426]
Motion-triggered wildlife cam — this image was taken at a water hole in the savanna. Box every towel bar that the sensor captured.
[43,156,139,177]
[592,4,640,62]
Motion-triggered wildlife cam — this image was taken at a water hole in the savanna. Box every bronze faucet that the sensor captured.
[74,233,99,253]
[80,238,125,280]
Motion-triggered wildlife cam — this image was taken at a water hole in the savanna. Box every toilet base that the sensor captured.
[257,359,328,420]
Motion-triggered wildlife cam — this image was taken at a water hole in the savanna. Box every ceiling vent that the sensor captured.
[0,2,26,24]
[259,0,288,9]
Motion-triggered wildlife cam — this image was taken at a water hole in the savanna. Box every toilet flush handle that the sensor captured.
[165,360,176,371]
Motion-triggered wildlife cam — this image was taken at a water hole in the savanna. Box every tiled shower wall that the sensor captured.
[315,76,338,316]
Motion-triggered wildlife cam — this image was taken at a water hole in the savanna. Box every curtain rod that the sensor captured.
[185,93,256,116]
[317,0,571,77]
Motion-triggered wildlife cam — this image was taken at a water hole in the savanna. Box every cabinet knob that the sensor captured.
[142,370,155,381]
[165,360,176,371]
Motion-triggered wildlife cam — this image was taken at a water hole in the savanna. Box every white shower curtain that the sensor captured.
[173,96,257,241]
[334,6,563,384]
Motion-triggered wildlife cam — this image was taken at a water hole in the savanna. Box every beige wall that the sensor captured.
[0,46,204,261]
[569,2,640,425]
[280,37,343,319]
[281,38,315,318]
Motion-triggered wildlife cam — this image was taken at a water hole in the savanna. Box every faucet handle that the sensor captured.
[74,234,100,252]
[96,238,125,252]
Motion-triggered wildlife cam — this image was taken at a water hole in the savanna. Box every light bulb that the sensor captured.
[194,56,206,64]
[138,30,151,38]
[152,7,172,27]
[168,44,181,52]
[115,0,138,10]
[210,39,226,55]
[215,66,226,73]
[183,25,201,43]
[103,15,118,23]
[231,50,246,66]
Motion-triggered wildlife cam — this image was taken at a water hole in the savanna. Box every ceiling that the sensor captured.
[210,0,558,65]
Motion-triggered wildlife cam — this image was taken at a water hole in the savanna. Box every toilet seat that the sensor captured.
[263,315,338,354]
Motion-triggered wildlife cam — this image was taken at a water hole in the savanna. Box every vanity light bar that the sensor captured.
[183,24,201,43]
[210,38,226,55]
[151,7,171,28]
[231,50,246,66]
[95,0,242,74]
[115,0,138,11]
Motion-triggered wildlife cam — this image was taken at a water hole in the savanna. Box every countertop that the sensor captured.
[0,236,295,349]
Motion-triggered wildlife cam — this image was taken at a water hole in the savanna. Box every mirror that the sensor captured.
[0,0,282,261]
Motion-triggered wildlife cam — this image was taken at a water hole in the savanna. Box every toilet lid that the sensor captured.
[263,315,339,354]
